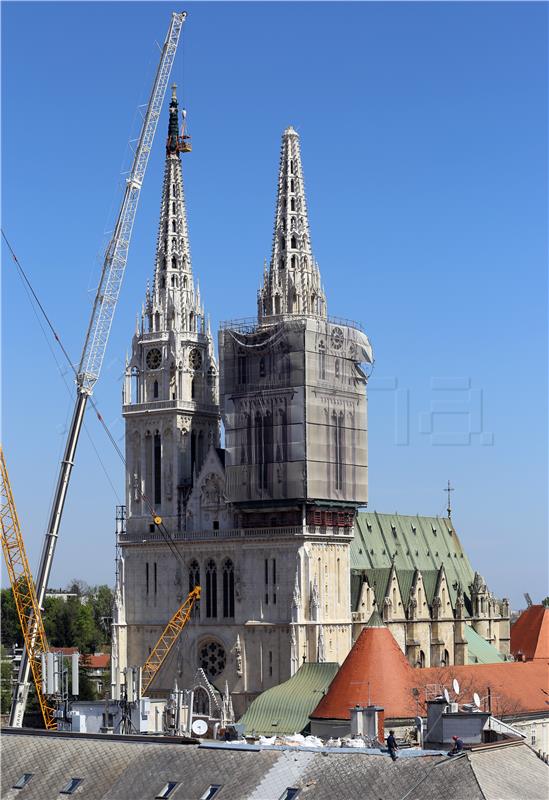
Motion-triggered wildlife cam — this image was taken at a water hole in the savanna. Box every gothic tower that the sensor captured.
[220,126,373,526]
[123,86,220,535]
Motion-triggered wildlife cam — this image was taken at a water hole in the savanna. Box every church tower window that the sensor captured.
[153,380,159,399]
[291,235,297,249]
[153,432,162,505]
[222,559,234,618]
[206,559,217,618]
[172,220,177,232]
[290,197,295,211]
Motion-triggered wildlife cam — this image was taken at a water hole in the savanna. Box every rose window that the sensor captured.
[199,641,226,679]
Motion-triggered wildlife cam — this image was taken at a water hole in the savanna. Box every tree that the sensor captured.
[0,588,22,649]
[0,645,13,714]
[542,597,549,608]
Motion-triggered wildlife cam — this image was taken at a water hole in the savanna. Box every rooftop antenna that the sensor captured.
[524,592,533,608]
[445,479,454,518]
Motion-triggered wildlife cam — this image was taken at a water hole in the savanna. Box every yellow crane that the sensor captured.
[0,446,56,729]
[141,585,200,695]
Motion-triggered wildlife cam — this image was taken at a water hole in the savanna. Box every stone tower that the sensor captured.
[220,126,373,527]
[123,85,220,535]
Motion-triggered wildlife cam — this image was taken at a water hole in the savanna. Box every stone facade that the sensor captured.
[113,107,509,715]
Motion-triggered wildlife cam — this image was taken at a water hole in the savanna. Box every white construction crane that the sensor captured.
[10,11,188,727]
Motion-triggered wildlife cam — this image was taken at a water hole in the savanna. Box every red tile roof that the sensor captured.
[511,605,549,660]
[84,653,110,669]
[311,624,549,721]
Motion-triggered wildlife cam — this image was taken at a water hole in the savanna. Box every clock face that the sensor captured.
[189,348,202,370]
[331,326,344,350]
[146,348,162,370]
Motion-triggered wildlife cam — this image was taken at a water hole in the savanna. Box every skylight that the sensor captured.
[279,790,300,800]
[13,773,33,789]
[199,786,222,800]
[60,778,83,795]
[156,782,179,799]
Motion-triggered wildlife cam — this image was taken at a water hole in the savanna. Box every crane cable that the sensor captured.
[2,229,184,567]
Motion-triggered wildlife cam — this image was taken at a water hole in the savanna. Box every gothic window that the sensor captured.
[264,410,273,488]
[153,380,159,399]
[237,354,247,385]
[193,687,209,714]
[259,357,266,378]
[333,412,344,491]
[146,562,149,595]
[191,378,196,399]
[335,358,340,379]
[291,255,297,269]
[272,558,277,604]
[418,650,426,668]
[154,562,157,596]
[172,220,177,232]
[153,431,161,505]
[172,183,176,196]
[246,414,253,464]
[291,235,297,249]
[281,236,286,250]
[290,159,294,174]
[290,198,295,211]
[189,559,200,617]
[282,218,286,231]
[264,558,269,605]
[442,649,450,666]
[222,559,234,618]
[183,276,188,288]
[172,202,176,214]
[161,276,166,289]
[131,368,139,404]
[172,237,177,249]
[206,559,217,618]
[197,431,204,472]
[171,275,176,287]
[280,257,285,269]
[191,431,196,477]
[318,341,326,380]
[199,640,226,679]
[207,366,216,385]
[255,411,264,489]
[290,179,295,192]
[172,256,177,269]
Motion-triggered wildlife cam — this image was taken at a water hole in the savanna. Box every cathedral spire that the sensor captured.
[258,126,327,322]
[146,85,203,335]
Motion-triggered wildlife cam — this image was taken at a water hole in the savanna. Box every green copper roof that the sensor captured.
[238,662,339,736]
[465,624,506,664]
[365,609,385,628]
[353,512,476,608]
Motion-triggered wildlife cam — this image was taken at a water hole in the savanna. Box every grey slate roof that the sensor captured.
[2,730,547,800]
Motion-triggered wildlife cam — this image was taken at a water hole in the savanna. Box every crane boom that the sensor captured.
[0,447,56,729]
[11,11,187,728]
[141,586,200,695]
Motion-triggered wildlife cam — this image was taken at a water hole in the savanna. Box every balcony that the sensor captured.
[123,399,219,415]
[119,524,354,544]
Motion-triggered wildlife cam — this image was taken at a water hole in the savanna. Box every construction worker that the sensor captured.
[448,735,464,756]
[386,730,398,761]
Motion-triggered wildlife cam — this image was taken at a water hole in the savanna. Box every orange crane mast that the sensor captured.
[141,586,200,695]
[0,446,56,729]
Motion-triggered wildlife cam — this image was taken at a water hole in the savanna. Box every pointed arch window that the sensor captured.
[172,183,177,197]
[279,257,285,270]
[172,256,177,269]
[189,559,200,617]
[172,238,177,249]
[153,380,159,399]
[191,377,196,399]
[290,179,295,192]
[161,276,166,289]
[255,411,264,490]
[281,236,286,251]
[290,198,295,211]
[172,201,176,214]
[153,431,161,505]
[291,255,297,269]
[290,159,294,174]
[318,341,326,380]
[172,220,177,233]
[333,411,344,491]
[206,559,217,618]
[222,559,235,618]
[290,236,297,250]
[259,357,266,378]
[183,276,188,288]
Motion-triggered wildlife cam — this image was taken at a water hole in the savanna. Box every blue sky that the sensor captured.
[2,2,547,609]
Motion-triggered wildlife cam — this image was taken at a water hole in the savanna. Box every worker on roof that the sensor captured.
[386,730,398,761]
[448,735,464,756]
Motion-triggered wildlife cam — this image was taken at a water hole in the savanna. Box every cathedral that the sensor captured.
[112,89,510,717]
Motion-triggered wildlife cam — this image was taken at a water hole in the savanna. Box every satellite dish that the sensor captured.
[192,719,208,736]
[473,692,481,709]
[443,688,450,703]
[452,679,460,696]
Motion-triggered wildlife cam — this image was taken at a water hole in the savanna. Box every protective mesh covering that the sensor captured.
[219,317,372,505]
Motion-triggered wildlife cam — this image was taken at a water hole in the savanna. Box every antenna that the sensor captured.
[445,480,454,518]
[452,678,460,696]
[524,592,532,608]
